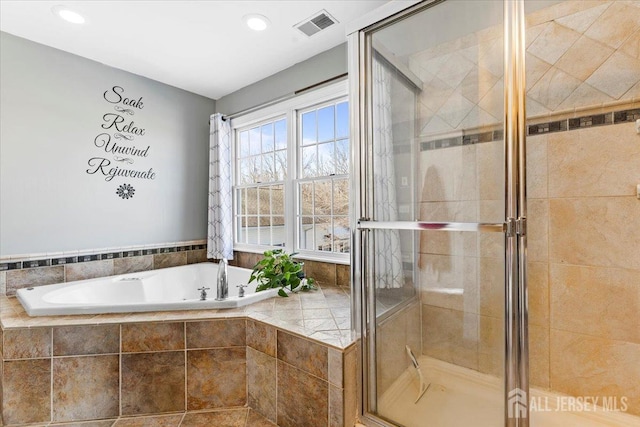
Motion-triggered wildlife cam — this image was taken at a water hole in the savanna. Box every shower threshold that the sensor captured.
[378,356,638,427]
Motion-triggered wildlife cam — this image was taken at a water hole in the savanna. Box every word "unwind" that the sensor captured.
[94,133,150,157]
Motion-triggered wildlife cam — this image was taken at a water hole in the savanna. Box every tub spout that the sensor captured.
[216,258,228,301]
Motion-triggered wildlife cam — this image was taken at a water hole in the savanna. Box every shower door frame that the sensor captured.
[348,1,529,426]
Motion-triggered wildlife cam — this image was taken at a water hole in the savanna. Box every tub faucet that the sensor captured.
[197,286,210,301]
[215,258,228,301]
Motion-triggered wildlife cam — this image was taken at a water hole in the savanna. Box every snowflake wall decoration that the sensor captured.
[116,183,135,199]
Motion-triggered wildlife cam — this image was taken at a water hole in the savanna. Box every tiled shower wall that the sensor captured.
[410,0,640,416]
[0,318,357,426]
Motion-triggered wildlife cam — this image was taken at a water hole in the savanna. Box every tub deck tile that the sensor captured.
[0,285,355,350]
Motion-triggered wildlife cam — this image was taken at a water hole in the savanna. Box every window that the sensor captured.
[235,117,287,247]
[231,81,349,262]
[297,101,350,253]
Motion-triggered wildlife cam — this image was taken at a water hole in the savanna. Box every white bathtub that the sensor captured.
[16,262,280,316]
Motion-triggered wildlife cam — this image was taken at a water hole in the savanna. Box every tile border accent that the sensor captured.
[0,241,208,272]
[420,107,639,151]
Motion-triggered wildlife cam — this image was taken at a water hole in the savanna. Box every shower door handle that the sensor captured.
[357,220,506,233]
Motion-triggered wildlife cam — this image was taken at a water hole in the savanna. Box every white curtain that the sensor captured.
[207,113,234,260]
[373,56,403,289]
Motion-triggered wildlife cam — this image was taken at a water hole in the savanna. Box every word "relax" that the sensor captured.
[103,86,144,109]
[86,157,156,182]
[102,113,146,136]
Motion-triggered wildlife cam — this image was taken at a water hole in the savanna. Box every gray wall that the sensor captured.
[216,43,347,115]
[0,32,216,256]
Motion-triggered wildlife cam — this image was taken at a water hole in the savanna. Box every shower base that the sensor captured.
[378,356,638,427]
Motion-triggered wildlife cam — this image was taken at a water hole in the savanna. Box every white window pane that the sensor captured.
[333,217,350,253]
[334,179,349,215]
[302,146,317,178]
[275,150,287,181]
[239,131,250,157]
[317,142,334,176]
[261,153,275,182]
[300,183,313,215]
[249,127,261,155]
[299,216,314,250]
[261,123,274,153]
[336,101,349,139]
[301,110,316,145]
[314,181,332,215]
[247,217,259,244]
[237,216,247,244]
[247,188,258,215]
[240,159,254,184]
[252,156,263,183]
[317,105,335,142]
[335,139,349,175]
[259,217,271,245]
[315,217,332,251]
[272,185,284,215]
[238,188,247,215]
[272,216,286,247]
[258,187,271,215]
[275,119,287,150]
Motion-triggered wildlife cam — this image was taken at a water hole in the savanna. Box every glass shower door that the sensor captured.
[350,1,528,426]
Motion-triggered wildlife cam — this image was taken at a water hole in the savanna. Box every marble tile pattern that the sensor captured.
[2,358,51,424]
[277,360,329,427]
[121,322,185,352]
[153,252,187,270]
[186,319,245,348]
[53,324,120,356]
[5,265,64,295]
[411,1,640,136]
[246,346,277,422]
[113,255,154,275]
[409,0,640,417]
[187,348,247,409]
[52,355,119,422]
[65,260,114,282]
[121,351,186,415]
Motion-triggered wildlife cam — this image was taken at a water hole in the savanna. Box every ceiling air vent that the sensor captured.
[294,10,338,37]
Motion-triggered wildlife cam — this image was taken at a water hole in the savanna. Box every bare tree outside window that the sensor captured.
[233,97,349,256]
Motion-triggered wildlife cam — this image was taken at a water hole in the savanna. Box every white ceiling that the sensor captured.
[0,0,387,100]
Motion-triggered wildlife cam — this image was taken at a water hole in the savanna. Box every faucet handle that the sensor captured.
[237,284,248,297]
[198,286,210,291]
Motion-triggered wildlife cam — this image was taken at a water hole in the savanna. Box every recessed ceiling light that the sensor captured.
[243,14,270,31]
[52,5,85,24]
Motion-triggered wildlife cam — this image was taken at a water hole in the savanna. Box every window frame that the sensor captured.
[230,80,349,264]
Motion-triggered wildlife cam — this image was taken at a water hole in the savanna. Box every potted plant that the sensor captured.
[249,249,316,297]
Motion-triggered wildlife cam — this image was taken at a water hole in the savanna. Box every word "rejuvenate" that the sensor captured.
[86,157,156,182]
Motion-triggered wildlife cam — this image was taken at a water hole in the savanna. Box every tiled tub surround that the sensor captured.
[0,245,350,298]
[0,241,209,296]
[0,284,357,427]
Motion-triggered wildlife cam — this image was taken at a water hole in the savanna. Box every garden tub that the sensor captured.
[16,262,278,316]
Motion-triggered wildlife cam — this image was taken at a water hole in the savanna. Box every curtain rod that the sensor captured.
[222,73,348,121]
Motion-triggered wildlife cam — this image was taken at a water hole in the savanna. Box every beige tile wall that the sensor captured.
[0,318,358,426]
[416,115,639,415]
[3,249,208,296]
[407,0,640,417]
